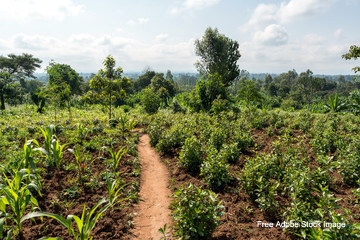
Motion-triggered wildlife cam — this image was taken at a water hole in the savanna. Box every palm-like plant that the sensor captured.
[323,94,348,113]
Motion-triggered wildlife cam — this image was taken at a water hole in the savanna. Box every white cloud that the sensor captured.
[243,0,337,30]
[254,24,288,46]
[278,0,337,23]
[0,0,83,21]
[303,34,325,44]
[127,17,150,25]
[171,0,220,14]
[155,34,169,41]
[184,0,220,9]
[2,33,196,72]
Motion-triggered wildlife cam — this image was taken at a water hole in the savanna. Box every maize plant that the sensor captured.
[0,169,41,239]
[21,198,111,240]
[35,125,67,169]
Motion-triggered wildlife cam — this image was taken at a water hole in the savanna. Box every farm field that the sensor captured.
[2,105,360,239]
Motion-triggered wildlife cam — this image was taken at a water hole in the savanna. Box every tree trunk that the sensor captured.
[109,90,112,119]
[0,93,5,111]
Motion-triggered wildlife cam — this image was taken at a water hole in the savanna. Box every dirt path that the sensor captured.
[131,134,172,240]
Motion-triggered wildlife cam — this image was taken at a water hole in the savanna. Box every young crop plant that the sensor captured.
[179,135,203,174]
[117,112,135,138]
[105,173,132,207]
[68,146,94,183]
[21,198,111,240]
[35,125,68,169]
[171,183,224,240]
[108,145,129,174]
[0,169,42,239]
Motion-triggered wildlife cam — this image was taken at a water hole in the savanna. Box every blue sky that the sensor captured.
[0,0,359,74]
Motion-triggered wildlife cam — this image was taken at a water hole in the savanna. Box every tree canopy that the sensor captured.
[342,45,360,77]
[194,27,241,87]
[86,55,130,119]
[0,53,42,110]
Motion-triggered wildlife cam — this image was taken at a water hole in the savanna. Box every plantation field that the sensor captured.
[0,105,140,239]
[2,105,360,239]
[142,108,360,239]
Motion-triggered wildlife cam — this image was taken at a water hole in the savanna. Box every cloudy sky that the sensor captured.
[0,0,359,74]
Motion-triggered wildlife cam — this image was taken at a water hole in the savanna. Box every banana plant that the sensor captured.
[323,94,348,113]
[21,198,111,240]
[0,169,41,239]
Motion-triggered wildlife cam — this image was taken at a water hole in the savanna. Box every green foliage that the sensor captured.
[179,136,203,174]
[195,75,227,111]
[200,148,232,191]
[21,198,111,240]
[140,88,161,114]
[195,27,241,86]
[108,146,128,174]
[238,79,264,114]
[0,169,41,239]
[342,45,360,77]
[323,94,348,112]
[35,125,67,169]
[86,55,130,119]
[105,173,132,206]
[0,53,42,111]
[46,61,83,96]
[171,183,224,240]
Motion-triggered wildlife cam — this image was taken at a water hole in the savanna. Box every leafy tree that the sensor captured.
[46,62,83,95]
[194,27,241,87]
[86,55,130,119]
[0,53,41,111]
[165,69,174,81]
[342,45,360,78]
[196,74,227,111]
[150,73,177,102]
[238,79,264,117]
[297,69,324,104]
[134,70,156,91]
[46,62,83,116]
[47,82,71,122]
[140,88,161,114]
[30,89,46,113]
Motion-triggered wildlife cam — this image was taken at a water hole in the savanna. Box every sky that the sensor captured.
[0,0,359,75]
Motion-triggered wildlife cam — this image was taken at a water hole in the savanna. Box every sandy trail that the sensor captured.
[131,134,172,240]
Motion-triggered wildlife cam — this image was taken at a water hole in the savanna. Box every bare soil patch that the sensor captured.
[130,134,172,240]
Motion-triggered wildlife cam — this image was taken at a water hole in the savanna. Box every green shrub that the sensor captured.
[171,183,224,240]
[220,142,240,164]
[179,136,203,174]
[200,148,232,191]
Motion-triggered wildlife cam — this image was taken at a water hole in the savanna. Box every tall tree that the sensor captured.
[134,70,156,91]
[0,53,41,110]
[87,55,130,119]
[342,45,360,79]
[165,70,174,81]
[46,62,83,116]
[297,69,323,104]
[194,27,241,87]
[46,61,83,95]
